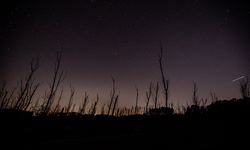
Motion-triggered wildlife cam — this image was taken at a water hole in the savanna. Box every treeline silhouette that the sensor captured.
[0,45,249,119]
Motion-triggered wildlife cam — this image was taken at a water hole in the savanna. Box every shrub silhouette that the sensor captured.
[149,107,174,115]
[206,98,250,118]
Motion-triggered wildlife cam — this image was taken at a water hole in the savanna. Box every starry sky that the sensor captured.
[1,0,250,112]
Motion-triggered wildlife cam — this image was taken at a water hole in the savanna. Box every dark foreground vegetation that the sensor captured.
[1,98,250,150]
[1,45,250,149]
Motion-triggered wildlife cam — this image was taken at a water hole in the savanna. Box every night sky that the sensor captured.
[1,0,250,112]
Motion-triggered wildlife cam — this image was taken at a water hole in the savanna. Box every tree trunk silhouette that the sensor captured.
[53,87,63,114]
[153,82,160,109]
[65,84,75,115]
[192,82,199,106]
[145,82,152,114]
[107,76,117,116]
[91,94,99,116]
[158,43,169,110]
[111,95,119,116]
[135,86,138,115]
[79,92,89,115]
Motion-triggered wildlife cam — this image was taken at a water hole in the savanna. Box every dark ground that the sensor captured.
[1,115,249,150]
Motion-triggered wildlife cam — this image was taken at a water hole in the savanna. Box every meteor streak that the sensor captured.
[232,76,244,82]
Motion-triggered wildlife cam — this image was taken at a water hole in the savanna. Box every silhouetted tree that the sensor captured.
[210,92,218,102]
[111,95,119,116]
[91,94,99,116]
[0,81,18,109]
[192,83,199,106]
[107,76,117,116]
[41,47,66,115]
[185,83,208,117]
[158,43,170,109]
[88,103,93,115]
[152,82,160,109]
[79,92,89,114]
[135,86,138,114]
[0,80,8,109]
[201,98,207,107]
[53,87,63,114]
[13,57,40,111]
[239,76,250,99]
[145,82,152,114]
[65,84,75,115]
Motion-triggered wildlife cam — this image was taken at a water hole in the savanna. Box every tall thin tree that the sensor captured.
[145,82,152,114]
[192,82,199,106]
[65,84,75,115]
[111,95,119,116]
[158,43,169,109]
[107,76,117,116]
[152,82,160,109]
[135,86,138,115]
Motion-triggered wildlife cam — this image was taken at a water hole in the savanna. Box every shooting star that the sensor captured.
[232,76,244,82]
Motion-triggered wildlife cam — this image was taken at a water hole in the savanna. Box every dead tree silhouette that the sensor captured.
[111,95,119,116]
[145,82,152,114]
[152,81,160,109]
[13,57,40,111]
[79,92,89,115]
[135,86,138,115]
[107,76,117,116]
[40,46,66,116]
[158,43,170,111]
[91,94,99,116]
[65,84,75,115]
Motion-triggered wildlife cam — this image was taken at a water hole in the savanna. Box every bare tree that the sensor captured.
[91,94,99,116]
[79,92,89,115]
[111,95,119,116]
[71,104,76,113]
[107,76,117,116]
[152,82,160,109]
[192,82,199,106]
[13,57,40,111]
[65,84,75,115]
[3,86,17,109]
[210,92,218,102]
[41,47,66,115]
[145,82,152,114]
[23,78,41,111]
[88,103,93,115]
[239,76,250,99]
[53,87,63,114]
[0,80,8,109]
[201,98,207,107]
[135,86,138,115]
[158,43,170,109]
